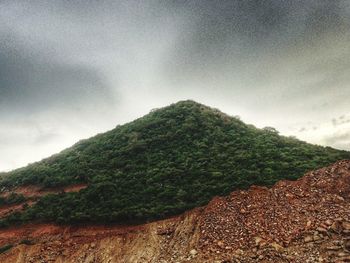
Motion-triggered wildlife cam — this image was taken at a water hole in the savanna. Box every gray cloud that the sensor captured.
[34,132,60,145]
[325,132,350,149]
[0,0,350,171]
[332,115,350,127]
[0,46,113,114]
[160,0,350,123]
[163,0,350,79]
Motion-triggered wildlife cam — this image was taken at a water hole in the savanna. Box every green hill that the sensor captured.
[1,100,349,226]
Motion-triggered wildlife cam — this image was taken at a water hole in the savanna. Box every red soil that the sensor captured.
[0,184,87,199]
[0,161,349,262]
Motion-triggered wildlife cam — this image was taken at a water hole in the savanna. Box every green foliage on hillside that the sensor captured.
[0,193,25,206]
[0,100,349,226]
[0,244,13,254]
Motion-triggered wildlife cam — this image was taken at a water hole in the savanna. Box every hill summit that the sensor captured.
[0,100,349,226]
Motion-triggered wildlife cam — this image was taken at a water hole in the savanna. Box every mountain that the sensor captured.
[0,100,349,226]
[0,161,349,262]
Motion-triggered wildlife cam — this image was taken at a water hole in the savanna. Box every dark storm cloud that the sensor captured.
[0,45,112,115]
[163,0,294,81]
[0,0,350,170]
[163,0,350,84]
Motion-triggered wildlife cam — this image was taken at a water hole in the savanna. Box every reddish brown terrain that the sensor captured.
[0,184,87,218]
[0,184,87,199]
[0,161,349,263]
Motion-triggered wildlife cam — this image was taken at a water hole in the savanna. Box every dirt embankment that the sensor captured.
[0,161,349,263]
[0,184,87,199]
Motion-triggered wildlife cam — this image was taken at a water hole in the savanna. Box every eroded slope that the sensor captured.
[0,160,349,262]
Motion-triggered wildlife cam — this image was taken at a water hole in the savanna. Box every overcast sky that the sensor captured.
[1,0,350,171]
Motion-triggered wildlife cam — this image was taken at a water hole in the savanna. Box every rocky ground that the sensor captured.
[0,160,349,262]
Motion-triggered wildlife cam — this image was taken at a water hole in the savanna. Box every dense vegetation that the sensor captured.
[0,100,349,226]
[0,193,25,206]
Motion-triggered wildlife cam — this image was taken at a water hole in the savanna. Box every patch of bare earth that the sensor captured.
[0,184,87,199]
[0,161,349,262]
[0,184,88,217]
[0,201,35,218]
